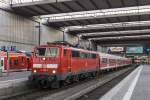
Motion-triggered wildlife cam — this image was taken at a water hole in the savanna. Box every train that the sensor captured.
[29,42,132,88]
[0,51,32,72]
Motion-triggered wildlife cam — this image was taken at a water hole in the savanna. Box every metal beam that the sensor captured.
[90,35,150,41]
[81,29,150,36]
[61,2,83,25]
[41,5,150,22]
[75,1,92,24]
[35,5,51,13]
[11,0,73,7]
[96,40,150,46]
[66,21,150,31]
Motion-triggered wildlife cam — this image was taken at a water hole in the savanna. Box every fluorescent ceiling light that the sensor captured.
[82,29,150,36]
[90,35,150,41]
[41,5,150,22]
[66,21,150,31]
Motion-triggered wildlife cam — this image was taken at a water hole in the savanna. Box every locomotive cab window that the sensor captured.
[46,48,58,57]
[35,47,58,57]
[35,48,46,56]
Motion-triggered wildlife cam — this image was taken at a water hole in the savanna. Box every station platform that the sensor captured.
[0,71,31,98]
[0,71,31,89]
[100,65,149,100]
[0,71,31,81]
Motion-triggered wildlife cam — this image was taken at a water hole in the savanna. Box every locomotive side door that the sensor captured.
[63,48,71,72]
[66,48,71,72]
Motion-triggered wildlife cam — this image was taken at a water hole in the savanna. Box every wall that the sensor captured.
[0,9,39,51]
[40,25,79,45]
[0,9,78,51]
[0,1,88,52]
[40,24,63,45]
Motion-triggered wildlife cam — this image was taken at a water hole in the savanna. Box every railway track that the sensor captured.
[77,66,136,100]
[2,65,137,100]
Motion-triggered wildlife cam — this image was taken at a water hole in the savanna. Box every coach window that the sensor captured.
[109,59,112,63]
[102,58,107,63]
[1,60,3,66]
[72,50,80,58]
[85,53,88,58]
[109,59,115,63]
[92,54,96,59]
[14,59,18,65]
[87,53,91,58]
[9,59,12,65]
[9,59,12,68]
[80,52,84,58]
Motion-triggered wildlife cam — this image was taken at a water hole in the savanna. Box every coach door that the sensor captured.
[0,57,4,76]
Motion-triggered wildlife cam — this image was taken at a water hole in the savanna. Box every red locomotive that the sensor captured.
[0,51,32,72]
[29,42,132,88]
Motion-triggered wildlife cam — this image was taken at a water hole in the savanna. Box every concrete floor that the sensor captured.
[100,65,150,100]
[0,71,31,81]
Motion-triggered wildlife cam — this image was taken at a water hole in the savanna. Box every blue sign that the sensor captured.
[144,46,150,54]
[126,47,143,53]
[1,46,17,51]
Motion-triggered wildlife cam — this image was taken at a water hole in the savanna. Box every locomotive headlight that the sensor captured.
[42,57,46,61]
[33,70,37,73]
[52,70,56,74]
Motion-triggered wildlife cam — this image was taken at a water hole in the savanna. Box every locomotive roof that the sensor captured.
[36,44,98,54]
[36,44,129,60]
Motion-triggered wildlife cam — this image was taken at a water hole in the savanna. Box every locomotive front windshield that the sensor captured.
[35,47,59,57]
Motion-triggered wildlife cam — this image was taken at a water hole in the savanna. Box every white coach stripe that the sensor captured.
[122,65,143,100]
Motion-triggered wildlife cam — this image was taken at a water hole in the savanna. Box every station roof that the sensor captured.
[10,0,150,45]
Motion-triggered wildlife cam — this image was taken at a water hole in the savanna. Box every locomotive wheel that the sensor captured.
[73,75,79,82]
[51,81,60,89]
[62,77,71,86]
[38,79,50,89]
[91,72,96,77]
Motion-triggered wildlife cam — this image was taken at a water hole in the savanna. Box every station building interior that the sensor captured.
[1,0,150,64]
[0,0,150,100]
